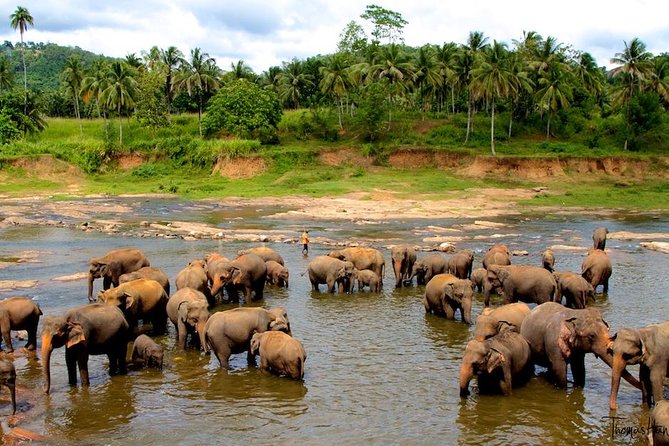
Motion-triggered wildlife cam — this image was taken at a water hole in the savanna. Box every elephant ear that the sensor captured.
[558,317,578,358]
[65,322,86,348]
[486,347,505,374]
[497,320,514,333]
[250,332,261,355]
[639,333,654,365]
[123,292,135,310]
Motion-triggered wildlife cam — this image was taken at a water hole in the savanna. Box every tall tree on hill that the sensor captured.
[535,64,573,140]
[276,59,314,109]
[100,61,138,146]
[62,55,85,135]
[319,52,351,129]
[360,4,407,45]
[9,5,33,109]
[161,46,184,114]
[413,44,440,119]
[0,56,15,92]
[460,31,489,143]
[82,57,110,120]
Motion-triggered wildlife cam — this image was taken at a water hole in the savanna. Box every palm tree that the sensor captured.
[434,42,457,113]
[227,60,256,82]
[173,48,221,136]
[535,65,573,139]
[10,6,34,107]
[505,52,533,138]
[413,44,441,119]
[62,56,85,135]
[574,52,605,97]
[82,57,110,119]
[649,56,669,104]
[452,47,477,143]
[100,61,138,146]
[319,53,352,129]
[161,46,184,114]
[0,56,15,92]
[276,59,314,109]
[124,53,143,70]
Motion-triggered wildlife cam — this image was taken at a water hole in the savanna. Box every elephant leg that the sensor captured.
[65,347,78,385]
[547,351,568,387]
[103,276,112,291]
[1,323,12,353]
[214,345,231,369]
[570,353,586,387]
[247,349,257,366]
[254,282,264,301]
[650,363,668,406]
[444,303,455,320]
[602,277,609,294]
[640,364,652,407]
[77,352,90,386]
[259,356,270,373]
[26,324,38,350]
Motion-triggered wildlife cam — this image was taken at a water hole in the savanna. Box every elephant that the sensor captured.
[581,249,612,293]
[608,321,669,410]
[119,266,170,297]
[353,269,381,292]
[204,253,231,303]
[204,307,291,369]
[519,302,641,390]
[553,271,595,309]
[390,245,416,288]
[209,254,267,303]
[541,249,555,272]
[250,331,307,380]
[307,256,355,293]
[459,329,533,397]
[237,247,284,266]
[166,287,210,350]
[422,274,473,324]
[448,249,474,279]
[0,358,16,414]
[327,247,385,286]
[472,302,531,341]
[87,248,150,302]
[265,260,289,288]
[471,267,487,293]
[41,303,129,394]
[175,260,211,303]
[484,264,557,307]
[98,278,168,334]
[650,400,669,446]
[482,243,511,270]
[0,296,42,352]
[131,334,164,369]
[410,254,449,286]
[593,226,609,250]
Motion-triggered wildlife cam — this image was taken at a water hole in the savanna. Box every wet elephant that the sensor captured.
[98,278,168,334]
[328,247,385,286]
[459,329,533,397]
[119,266,170,297]
[482,243,511,269]
[166,288,210,350]
[0,358,16,414]
[250,331,307,380]
[265,260,289,288]
[485,264,557,307]
[175,260,211,302]
[307,256,355,293]
[593,226,609,250]
[204,307,291,369]
[581,249,612,293]
[0,296,42,352]
[650,400,669,445]
[608,321,669,410]
[353,269,381,292]
[553,271,594,309]
[210,254,267,303]
[448,249,474,279]
[472,302,531,341]
[41,303,129,394]
[390,245,416,288]
[541,249,555,272]
[520,302,641,390]
[87,248,150,302]
[422,274,473,324]
[237,247,285,266]
[410,254,449,286]
[471,267,487,293]
[204,253,231,304]
[131,334,163,369]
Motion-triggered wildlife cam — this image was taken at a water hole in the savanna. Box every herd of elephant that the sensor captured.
[0,225,667,443]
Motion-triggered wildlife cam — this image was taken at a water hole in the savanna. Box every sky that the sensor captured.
[0,0,667,73]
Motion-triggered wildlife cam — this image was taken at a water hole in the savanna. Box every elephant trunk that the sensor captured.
[459,362,474,397]
[609,353,627,411]
[593,344,641,392]
[392,260,402,288]
[41,334,54,394]
[87,273,95,302]
[196,320,208,352]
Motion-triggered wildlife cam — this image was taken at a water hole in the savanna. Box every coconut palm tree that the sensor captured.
[319,53,352,129]
[62,56,85,135]
[227,60,256,82]
[452,47,477,143]
[82,57,110,119]
[535,65,573,139]
[413,44,441,118]
[434,42,457,113]
[276,59,314,109]
[161,46,184,114]
[100,61,138,146]
[10,6,33,108]
[0,56,15,92]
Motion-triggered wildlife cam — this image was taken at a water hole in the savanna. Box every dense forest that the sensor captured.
[1,4,669,155]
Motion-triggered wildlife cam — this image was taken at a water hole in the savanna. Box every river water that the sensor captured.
[0,198,667,445]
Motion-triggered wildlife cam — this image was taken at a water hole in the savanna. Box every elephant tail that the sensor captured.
[298,355,305,380]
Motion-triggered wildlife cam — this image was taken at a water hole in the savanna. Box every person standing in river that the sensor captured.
[301,230,309,255]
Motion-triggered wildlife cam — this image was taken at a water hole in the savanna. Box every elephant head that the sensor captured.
[145,346,164,369]
[486,265,509,290]
[0,358,16,414]
[250,332,263,356]
[442,279,473,324]
[88,260,109,301]
[410,262,427,282]
[459,339,505,397]
[41,316,85,394]
[210,264,241,297]
[177,299,209,350]
[268,307,291,335]
[608,327,644,410]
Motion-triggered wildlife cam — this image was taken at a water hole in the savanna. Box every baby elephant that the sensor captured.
[354,269,381,292]
[250,331,306,380]
[0,358,16,414]
[0,296,42,353]
[423,274,473,324]
[650,400,669,446]
[131,334,164,369]
[265,260,289,288]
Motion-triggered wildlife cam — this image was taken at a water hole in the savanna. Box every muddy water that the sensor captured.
[0,201,667,445]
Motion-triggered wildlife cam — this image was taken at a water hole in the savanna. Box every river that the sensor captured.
[0,197,667,445]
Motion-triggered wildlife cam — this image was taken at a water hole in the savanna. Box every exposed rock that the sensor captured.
[549,245,588,251]
[609,231,669,240]
[0,280,39,290]
[512,250,529,256]
[52,272,88,282]
[640,241,669,254]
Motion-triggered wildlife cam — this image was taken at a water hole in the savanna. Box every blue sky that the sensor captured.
[0,0,667,73]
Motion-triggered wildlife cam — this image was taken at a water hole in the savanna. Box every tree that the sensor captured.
[161,46,185,114]
[82,57,110,119]
[319,53,352,129]
[337,20,368,54]
[0,56,15,92]
[9,6,34,107]
[360,4,408,44]
[61,55,85,135]
[134,70,169,136]
[535,65,573,139]
[276,59,314,109]
[100,61,138,146]
[226,60,256,82]
[413,44,440,118]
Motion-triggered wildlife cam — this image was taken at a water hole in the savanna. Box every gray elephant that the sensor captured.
[265,260,289,288]
[470,267,487,293]
[410,254,449,285]
[175,260,211,303]
[459,329,533,397]
[0,296,42,352]
[520,302,641,390]
[390,245,416,288]
[41,303,129,394]
[422,274,473,324]
[131,334,164,369]
[541,249,555,272]
[608,321,669,410]
[650,400,669,446]
[237,246,285,265]
[327,247,385,286]
[0,358,16,414]
[204,307,291,369]
[307,256,355,293]
[166,288,210,350]
[593,226,609,250]
[209,254,267,303]
[98,278,168,334]
[119,266,170,297]
[485,265,557,307]
[482,243,511,269]
[354,269,381,292]
[472,302,531,341]
[87,248,150,302]
[553,271,594,309]
[581,249,612,293]
[204,253,231,303]
[250,331,307,380]
[448,249,474,279]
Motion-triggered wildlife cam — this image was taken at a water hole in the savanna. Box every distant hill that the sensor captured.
[0,41,113,92]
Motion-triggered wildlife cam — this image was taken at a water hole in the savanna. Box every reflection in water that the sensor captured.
[0,205,667,444]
